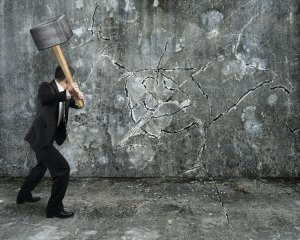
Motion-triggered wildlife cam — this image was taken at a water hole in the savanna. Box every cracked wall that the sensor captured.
[1,0,300,178]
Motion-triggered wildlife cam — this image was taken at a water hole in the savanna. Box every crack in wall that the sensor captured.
[270,85,291,94]
[209,78,273,126]
[246,64,294,93]
[90,1,101,36]
[161,121,197,134]
[160,72,191,101]
[141,76,156,84]
[151,103,191,119]
[183,116,207,175]
[286,123,300,134]
[232,13,295,94]
[114,19,293,179]
[97,52,139,79]
[161,67,195,71]
[155,39,171,84]
[141,127,159,139]
[124,76,138,123]
[188,44,232,121]
[136,68,158,73]
[97,31,111,41]
[269,69,295,93]
[201,162,234,228]
[157,39,171,70]
[190,75,213,119]
[192,44,232,77]
[117,38,194,144]
[129,105,138,123]
[212,179,234,228]
[184,139,233,228]
[141,99,156,111]
[90,5,138,45]
[135,67,194,73]
[142,83,159,101]
[114,61,137,76]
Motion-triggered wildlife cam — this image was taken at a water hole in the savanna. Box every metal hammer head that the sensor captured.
[30,15,73,51]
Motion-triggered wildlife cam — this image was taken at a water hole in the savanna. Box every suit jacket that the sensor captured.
[24,79,79,148]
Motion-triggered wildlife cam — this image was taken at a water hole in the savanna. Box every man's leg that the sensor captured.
[33,144,70,213]
[17,147,47,201]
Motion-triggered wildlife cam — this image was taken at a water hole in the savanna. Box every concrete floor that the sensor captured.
[0,177,300,240]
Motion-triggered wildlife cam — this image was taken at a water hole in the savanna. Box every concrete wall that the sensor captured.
[1,0,300,178]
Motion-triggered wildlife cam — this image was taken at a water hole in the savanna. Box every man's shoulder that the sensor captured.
[39,80,55,89]
[42,79,55,85]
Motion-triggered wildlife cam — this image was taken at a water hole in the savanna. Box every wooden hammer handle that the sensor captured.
[52,45,84,109]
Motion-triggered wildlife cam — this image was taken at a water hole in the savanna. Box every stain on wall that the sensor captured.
[0,0,300,178]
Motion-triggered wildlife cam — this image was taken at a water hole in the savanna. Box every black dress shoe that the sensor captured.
[16,196,41,204]
[46,209,74,219]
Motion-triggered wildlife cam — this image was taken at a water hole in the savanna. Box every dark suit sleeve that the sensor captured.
[69,96,80,109]
[38,82,67,106]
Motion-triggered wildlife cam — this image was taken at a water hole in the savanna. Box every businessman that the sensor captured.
[17,66,84,219]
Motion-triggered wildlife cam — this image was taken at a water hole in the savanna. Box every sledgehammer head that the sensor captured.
[30,15,73,51]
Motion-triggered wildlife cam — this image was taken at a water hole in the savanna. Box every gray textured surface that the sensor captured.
[0,0,300,177]
[1,178,300,239]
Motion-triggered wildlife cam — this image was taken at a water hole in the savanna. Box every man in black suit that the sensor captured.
[17,66,84,219]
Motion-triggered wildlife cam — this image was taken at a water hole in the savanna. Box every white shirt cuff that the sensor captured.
[66,90,71,99]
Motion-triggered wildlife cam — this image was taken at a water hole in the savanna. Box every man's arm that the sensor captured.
[38,82,67,106]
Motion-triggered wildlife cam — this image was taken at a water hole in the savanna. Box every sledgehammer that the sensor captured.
[30,15,84,108]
